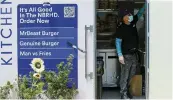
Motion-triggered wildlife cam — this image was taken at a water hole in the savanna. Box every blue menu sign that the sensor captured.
[17,4,78,87]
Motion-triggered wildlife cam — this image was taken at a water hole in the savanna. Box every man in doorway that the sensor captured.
[115,3,146,99]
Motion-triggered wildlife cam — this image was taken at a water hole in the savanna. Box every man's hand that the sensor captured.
[119,56,125,64]
[137,3,146,19]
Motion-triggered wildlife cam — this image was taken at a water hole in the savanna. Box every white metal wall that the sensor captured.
[149,0,172,99]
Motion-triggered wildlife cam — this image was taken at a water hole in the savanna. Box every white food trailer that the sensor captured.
[0,0,172,99]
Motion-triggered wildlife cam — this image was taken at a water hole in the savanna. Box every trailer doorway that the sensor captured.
[95,0,148,99]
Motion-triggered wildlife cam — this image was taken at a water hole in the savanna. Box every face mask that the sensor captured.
[128,15,133,22]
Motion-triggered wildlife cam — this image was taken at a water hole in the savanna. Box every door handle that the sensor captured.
[108,56,118,59]
[85,25,94,79]
[97,56,103,59]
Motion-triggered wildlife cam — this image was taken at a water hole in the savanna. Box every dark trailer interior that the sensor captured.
[96,0,147,99]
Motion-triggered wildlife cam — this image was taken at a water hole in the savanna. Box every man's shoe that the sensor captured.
[127,91,133,99]
[127,93,133,99]
[127,86,133,99]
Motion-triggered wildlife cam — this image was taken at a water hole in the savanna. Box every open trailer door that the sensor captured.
[0,0,96,99]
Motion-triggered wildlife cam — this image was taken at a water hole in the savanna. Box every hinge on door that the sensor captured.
[85,25,94,32]
[86,72,94,79]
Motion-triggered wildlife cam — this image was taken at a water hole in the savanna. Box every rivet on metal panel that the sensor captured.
[89,72,94,79]
[85,25,94,32]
